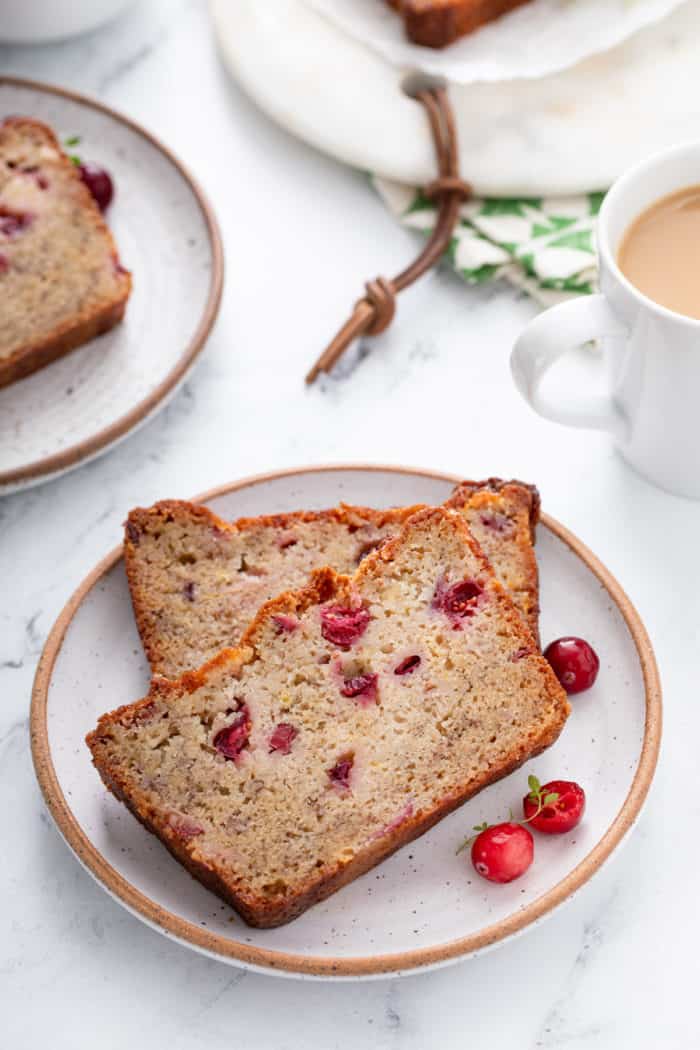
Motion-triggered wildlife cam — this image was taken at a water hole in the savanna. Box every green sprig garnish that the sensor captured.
[525,774,560,819]
[64,135,82,166]
[456,821,489,855]
[456,773,561,854]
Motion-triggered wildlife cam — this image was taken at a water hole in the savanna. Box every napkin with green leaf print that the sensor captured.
[373,177,604,307]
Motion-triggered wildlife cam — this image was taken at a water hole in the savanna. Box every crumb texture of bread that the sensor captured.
[387,0,533,47]
[124,480,540,678]
[89,507,568,927]
[0,117,131,387]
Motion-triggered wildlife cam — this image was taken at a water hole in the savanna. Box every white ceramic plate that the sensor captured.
[211,0,700,195]
[0,78,223,495]
[31,466,661,980]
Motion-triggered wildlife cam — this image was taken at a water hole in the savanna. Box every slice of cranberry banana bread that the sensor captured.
[446,478,540,642]
[124,479,540,679]
[0,117,131,388]
[88,507,568,927]
[386,0,533,48]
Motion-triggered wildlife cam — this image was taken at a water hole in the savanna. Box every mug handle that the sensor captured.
[511,294,628,438]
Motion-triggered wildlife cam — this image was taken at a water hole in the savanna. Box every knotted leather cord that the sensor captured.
[306,86,470,384]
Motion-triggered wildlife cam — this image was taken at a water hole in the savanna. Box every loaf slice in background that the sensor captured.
[0,117,131,388]
[123,478,540,678]
[88,507,568,927]
[387,0,533,47]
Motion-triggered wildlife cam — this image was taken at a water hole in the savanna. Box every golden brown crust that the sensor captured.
[90,507,569,927]
[126,498,420,538]
[387,0,533,47]
[448,477,541,537]
[0,116,132,388]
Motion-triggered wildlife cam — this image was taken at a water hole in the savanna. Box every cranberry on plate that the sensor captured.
[523,779,586,835]
[470,822,534,884]
[544,636,599,694]
[79,162,114,211]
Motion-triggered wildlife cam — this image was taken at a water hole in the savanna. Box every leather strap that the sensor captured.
[306,86,470,383]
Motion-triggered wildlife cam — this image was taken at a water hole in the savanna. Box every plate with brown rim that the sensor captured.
[0,77,223,495]
[30,465,661,979]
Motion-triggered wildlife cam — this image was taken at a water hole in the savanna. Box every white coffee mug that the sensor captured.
[511,141,700,500]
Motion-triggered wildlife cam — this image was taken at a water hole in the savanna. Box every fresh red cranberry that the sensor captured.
[269,723,298,755]
[79,162,114,210]
[320,606,370,649]
[471,823,534,884]
[433,578,483,624]
[213,706,251,761]
[328,755,354,790]
[0,253,8,274]
[480,511,512,533]
[523,779,585,834]
[394,655,421,675]
[182,581,196,602]
[340,673,377,704]
[272,614,299,634]
[0,208,33,238]
[544,637,599,694]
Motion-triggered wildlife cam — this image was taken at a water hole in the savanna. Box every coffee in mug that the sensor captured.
[618,185,700,319]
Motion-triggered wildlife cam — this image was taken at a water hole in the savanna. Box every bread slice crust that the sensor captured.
[0,117,131,387]
[89,507,568,927]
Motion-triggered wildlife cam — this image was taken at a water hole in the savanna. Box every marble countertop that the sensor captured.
[0,2,692,1047]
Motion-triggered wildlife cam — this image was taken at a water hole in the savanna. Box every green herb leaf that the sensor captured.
[543,793,559,806]
[69,154,82,167]
[456,821,489,854]
[528,774,540,795]
[65,135,81,147]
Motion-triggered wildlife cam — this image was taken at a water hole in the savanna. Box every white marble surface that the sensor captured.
[0,2,693,1046]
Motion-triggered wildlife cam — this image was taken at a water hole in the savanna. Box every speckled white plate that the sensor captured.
[0,78,223,495]
[31,466,661,980]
